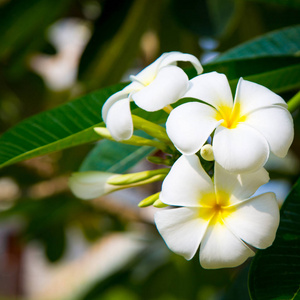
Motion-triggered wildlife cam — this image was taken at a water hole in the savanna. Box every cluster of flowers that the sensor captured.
[69,52,294,269]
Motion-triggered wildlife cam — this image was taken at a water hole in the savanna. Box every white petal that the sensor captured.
[224,192,280,249]
[245,106,294,157]
[155,207,209,260]
[132,53,169,85]
[234,78,288,116]
[132,66,189,111]
[69,171,118,200]
[214,163,269,205]
[166,102,222,155]
[184,72,234,112]
[160,155,214,207]
[200,219,255,269]
[158,51,203,74]
[106,98,133,141]
[102,90,130,123]
[213,124,270,173]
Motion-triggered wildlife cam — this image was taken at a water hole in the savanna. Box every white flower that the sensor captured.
[166,72,294,173]
[154,155,280,269]
[102,51,203,141]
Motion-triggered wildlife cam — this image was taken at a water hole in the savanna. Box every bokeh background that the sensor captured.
[0,0,299,299]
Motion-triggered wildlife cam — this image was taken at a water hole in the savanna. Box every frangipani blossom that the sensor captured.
[155,155,280,269]
[102,51,203,141]
[166,72,294,173]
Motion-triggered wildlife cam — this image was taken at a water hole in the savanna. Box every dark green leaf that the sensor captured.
[248,178,300,300]
[206,56,300,81]
[215,25,300,62]
[228,63,300,94]
[80,139,155,173]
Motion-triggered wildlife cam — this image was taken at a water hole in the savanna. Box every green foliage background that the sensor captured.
[0,0,299,299]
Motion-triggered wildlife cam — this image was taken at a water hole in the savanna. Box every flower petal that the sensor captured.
[106,98,133,141]
[160,155,214,207]
[234,78,288,116]
[199,219,255,269]
[184,72,234,112]
[69,171,118,200]
[224,192,280,249]
[158,51,203,74]
[155,207,209,260]
[166,102,222,155]
[213,124,270,173]
[245,105,294,158]
[132,66,189,111]
[102,90,129,123]
[214,163,269,205]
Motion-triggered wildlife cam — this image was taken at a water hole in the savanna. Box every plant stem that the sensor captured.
[287,91,300,113]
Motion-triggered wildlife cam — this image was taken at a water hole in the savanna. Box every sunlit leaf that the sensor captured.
[248,178,300,300]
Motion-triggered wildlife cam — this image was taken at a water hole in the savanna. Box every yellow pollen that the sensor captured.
[215,103,247,129]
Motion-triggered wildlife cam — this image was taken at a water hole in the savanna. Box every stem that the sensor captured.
[287,91,300,113]
[107,168,169,185]
[163,105,173,114]
[94,127,169,152]
[131,115,171,144]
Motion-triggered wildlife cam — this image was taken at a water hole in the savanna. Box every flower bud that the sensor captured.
[200,144,214,161]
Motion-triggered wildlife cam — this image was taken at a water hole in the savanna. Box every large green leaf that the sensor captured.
[206,56,300,81]
[0,82,167,169]
[229,63,300,93]
[248,178,300,300]
[0,84,124,169]
[215,25,300,62]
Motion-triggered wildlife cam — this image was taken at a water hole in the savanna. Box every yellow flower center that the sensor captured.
[198,191,235,224]
[215,103,247,129]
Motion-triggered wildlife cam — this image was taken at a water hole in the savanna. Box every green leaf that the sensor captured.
[0,84,124,169]
[230,63,300,93]
[248,178,300,300]
[215,25,300,62]
[206,56,300,81]
[79,139,155,173]
[0,82,167,169]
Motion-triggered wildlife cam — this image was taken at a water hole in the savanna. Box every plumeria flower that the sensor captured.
[155,155,280,269]
[102,51,203,141]
[166,72,294,173]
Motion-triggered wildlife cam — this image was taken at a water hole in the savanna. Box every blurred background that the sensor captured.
[0,0,299,299]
